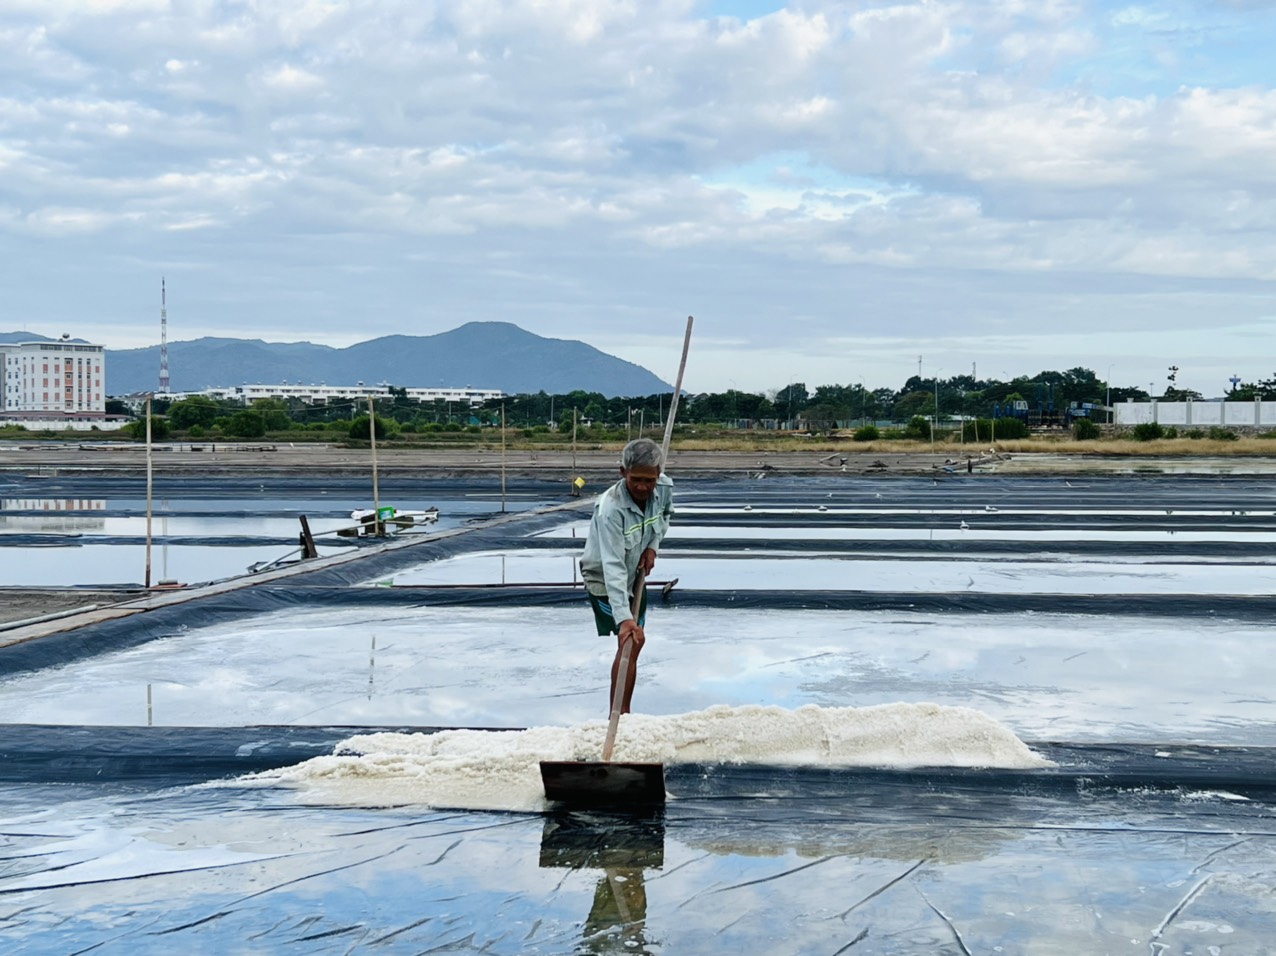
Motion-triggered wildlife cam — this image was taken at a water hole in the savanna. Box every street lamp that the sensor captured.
[933,376,939,453]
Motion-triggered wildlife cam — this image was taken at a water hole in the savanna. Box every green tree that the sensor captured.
[349,414,392,440]
[1073,418,1101,440]
[803,402,850,431]
[168,395,221,430]
[774,383,809,420]
[251,398,293,431]
[893,391,932,420]
[125,417,170,441]
[225,410,267,438]
[990,418,1029,440]
[904,415,931,440]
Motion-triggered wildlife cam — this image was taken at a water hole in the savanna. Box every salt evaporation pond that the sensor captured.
[3,473,1276,953]
[0,476,560,587]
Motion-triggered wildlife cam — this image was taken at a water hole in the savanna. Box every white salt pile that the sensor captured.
[242,703,1052,812]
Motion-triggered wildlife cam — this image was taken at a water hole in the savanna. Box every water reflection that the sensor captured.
[2,768,1275,953]
[0,498,107,533]
[1,497,106,510]
[540,811,664,955]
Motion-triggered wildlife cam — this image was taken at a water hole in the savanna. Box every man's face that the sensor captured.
[621,465,660,506]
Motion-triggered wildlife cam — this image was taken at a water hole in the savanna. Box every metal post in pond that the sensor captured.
[145,396,153,589]
[368,395,382,535]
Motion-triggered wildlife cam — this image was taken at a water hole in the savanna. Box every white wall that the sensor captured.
[1115,400,1276,427]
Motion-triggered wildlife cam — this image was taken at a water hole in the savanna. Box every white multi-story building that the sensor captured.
[1,337,107,419]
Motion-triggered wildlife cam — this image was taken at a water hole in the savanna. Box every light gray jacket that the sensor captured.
[580,473,674,624]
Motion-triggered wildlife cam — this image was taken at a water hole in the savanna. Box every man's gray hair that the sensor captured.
[622,437,663,471]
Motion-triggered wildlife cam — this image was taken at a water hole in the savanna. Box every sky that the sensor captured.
[3,0,1276,397]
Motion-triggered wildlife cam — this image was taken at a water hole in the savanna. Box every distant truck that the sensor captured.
[993,385,1105,428]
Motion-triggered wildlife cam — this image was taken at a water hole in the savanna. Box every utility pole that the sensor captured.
[144,396,153,588]
[158,279,170,395]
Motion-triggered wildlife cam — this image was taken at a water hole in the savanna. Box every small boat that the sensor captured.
[341,506,440,537]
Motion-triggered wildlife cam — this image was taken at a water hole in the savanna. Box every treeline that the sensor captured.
[115,365,1268,440]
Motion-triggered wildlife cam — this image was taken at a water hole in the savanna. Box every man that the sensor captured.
[579,437,674,714]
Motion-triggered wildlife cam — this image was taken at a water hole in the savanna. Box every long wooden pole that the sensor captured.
[500,403,507,513]
[144,396,153,588]
[602,568,646,761]
[368,395,381,534]
[613,317,693,727]
[661,315,694,460]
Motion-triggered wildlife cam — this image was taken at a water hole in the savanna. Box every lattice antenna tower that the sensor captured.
[159,277,170,394]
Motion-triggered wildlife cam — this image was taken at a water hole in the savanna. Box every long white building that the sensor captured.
[1,338,107,419]
[160,383,504,407]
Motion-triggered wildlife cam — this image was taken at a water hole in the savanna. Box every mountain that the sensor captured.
[71,323,672,398]
[0,332,92,344]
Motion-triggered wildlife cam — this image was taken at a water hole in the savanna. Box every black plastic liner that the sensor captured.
[0,534,366,548]
[8,470,1276,507]
[0,474,578,498]
[4,582,1274,679]
[14,533,1276,559]
[675,511,1276,530]
[2,724,1274,803]
[269,504,587,587]
[511,534,1276,560]
[7,475,1276,677]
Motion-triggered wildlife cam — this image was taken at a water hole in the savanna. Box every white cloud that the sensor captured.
[256,63,325,93]
[4,206,124,236]
[0,0,1274,394]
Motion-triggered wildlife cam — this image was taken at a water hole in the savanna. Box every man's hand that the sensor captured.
[639,547,657,573]
[618,619,646,650]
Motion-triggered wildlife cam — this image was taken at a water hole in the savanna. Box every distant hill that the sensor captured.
[0,332,91,344]
[20,323,670,398]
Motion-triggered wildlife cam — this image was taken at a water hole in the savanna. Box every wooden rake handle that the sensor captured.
[601,567,646,761]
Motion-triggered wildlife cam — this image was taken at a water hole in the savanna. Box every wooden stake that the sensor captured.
[299,515,318,558]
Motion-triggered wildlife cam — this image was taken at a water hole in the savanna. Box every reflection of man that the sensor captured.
[581,867,651,955]
[579,438,674,713]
